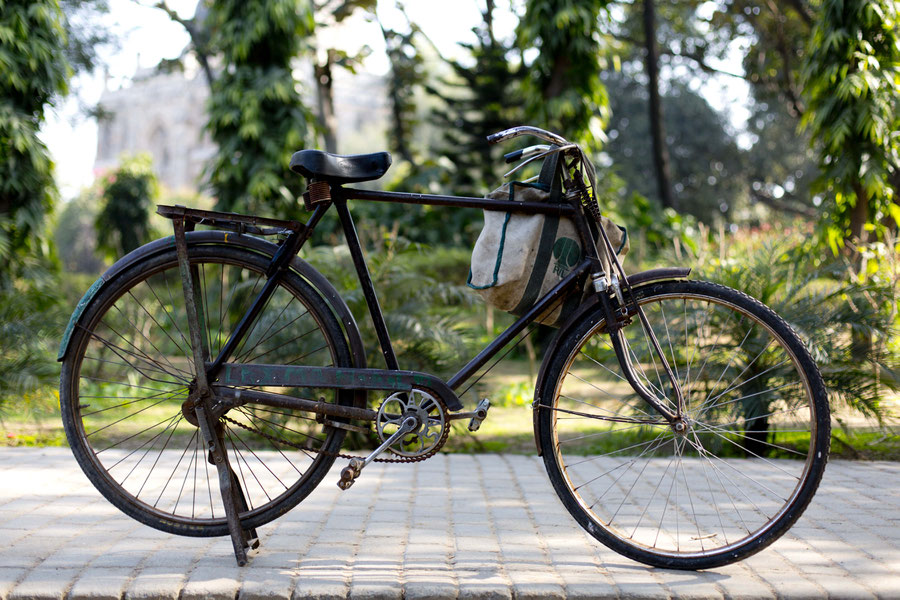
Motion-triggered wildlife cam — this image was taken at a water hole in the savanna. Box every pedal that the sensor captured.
[337,458,364,490]
[336,415,418,490]
[468,398,491,432]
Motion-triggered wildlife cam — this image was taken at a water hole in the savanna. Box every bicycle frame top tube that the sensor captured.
[324,182,602,392]
[201,163,605,408]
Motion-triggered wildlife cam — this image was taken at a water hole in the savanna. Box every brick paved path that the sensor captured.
[0,448,897,599]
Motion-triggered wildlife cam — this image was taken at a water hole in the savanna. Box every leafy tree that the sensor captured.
[205,0,316,218]
[517,0,612,150]
[55,191,105,274]
[639,0,676,210]
[742,94,819,219]
[800,0,900,251]
[378,10,429,167]
[698,239,899,449]
[602,72,745,223]
[0,0,71,281]
[60,0,114,76]
[605,1,818,220]
[311,0,375,153]
[94,154,159,259]
[0,277,63,409]
[428,0,524,197]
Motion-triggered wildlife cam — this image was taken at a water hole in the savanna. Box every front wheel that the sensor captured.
[536,280,830,569]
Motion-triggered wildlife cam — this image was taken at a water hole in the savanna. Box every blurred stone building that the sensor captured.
[94,59,388,192]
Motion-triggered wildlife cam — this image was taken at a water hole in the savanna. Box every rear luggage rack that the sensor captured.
[157,204,304,236]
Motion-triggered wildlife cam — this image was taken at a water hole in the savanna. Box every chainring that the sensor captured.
[220,392,450,463]
[376,389,449,458]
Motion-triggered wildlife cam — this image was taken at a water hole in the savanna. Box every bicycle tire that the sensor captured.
[536,279,830,569]
[60,243,355,537]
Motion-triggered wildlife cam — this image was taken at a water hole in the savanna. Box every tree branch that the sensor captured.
[783,0,815,27]
[764,0,805,117]
[750,189,817,218]
[149,0,216,88]
[608,31,746,79]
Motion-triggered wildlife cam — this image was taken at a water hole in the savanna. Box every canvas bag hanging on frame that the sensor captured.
[467,152,629,327]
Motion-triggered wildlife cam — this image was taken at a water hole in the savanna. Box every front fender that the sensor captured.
[531,267,691,456]
[58,231,367,375]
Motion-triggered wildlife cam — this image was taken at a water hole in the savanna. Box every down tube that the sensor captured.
[447,259,593,391]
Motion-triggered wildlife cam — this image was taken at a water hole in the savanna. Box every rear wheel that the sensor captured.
[537,280,830,569]
[60,244,354,536]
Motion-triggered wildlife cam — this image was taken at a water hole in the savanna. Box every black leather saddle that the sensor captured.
[290,150,392,184]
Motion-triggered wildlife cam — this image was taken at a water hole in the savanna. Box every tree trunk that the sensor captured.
[314,51,338,154]
[642,0,676,211]
[849,180,872,361]
[849,180,869,248]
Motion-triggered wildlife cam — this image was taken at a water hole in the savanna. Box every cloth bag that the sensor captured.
[467,160,628,327]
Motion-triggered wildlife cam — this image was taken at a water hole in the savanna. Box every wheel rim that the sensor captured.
[548,290,823,560]
[65,252,345,529]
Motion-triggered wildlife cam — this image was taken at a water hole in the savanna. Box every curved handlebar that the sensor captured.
[487,126,569,147]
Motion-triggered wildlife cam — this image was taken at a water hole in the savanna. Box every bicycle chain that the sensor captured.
[220,404,450,464]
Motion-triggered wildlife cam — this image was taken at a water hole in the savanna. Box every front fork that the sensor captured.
[592,273,684,425]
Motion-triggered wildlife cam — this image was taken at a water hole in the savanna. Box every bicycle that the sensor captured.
[58,126,830,570]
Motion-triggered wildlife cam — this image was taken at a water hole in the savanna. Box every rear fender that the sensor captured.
[531,267,691,456]
[58,231,368,378]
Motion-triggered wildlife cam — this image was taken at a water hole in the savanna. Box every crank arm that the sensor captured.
[337,416,418,490]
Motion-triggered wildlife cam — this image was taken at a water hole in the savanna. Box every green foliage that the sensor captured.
[0,0,71,280]
[380,20,427,166]
[94,154,159,259]
[801,0,900,248]
[59,0,112,75]
[696,235,898,426]
[602,72,745,222]
[492,381,534,408]
[428,0,524,197]
[302,240,476,374]
[517,0,612,150]
[0,275,63,413]
[205,0,315,218]
[54,192,105,274]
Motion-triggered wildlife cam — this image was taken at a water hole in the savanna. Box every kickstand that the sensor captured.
[172,215,259,566]
[196,405,259,565]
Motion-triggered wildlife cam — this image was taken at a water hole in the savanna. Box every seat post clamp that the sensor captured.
[302,180,332,211]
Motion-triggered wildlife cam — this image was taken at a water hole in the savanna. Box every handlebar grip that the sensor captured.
[504,149,525,164]
[486,131,508,145]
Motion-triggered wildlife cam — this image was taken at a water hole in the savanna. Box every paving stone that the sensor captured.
[124,568,185,600]
[0,568,27,600]
[181,566,243,600]
[2,451,900,600]
[402,580,457,600]
[8,567,79,600]
[238,568,295,600]
[68,567,133,600]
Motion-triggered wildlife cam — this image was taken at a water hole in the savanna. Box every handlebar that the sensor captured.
[487,126,569,147]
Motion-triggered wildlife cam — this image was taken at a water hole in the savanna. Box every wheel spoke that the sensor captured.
[62,249,348,535]
[544,282,828,567]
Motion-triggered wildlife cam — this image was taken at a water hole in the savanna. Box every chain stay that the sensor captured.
[221,407,450,464]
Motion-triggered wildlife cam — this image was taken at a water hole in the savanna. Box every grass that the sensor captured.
[3,361,898,458]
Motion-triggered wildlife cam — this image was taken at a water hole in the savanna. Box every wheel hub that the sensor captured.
[671,417,691,436]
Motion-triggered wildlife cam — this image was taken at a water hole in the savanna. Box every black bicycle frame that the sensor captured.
[196,181,678,423]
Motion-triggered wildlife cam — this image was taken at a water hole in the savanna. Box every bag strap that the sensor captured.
[538,145,564,204]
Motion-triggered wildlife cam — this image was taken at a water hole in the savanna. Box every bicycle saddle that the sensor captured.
[290,150,392,184]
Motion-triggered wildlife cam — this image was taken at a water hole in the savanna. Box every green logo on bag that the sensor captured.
[552,237,581,278]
